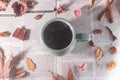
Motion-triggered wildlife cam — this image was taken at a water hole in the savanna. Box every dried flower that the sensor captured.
[78,62,87,71]
[54,5,66,14]
[107,61,116,70]
[0,0,8,11]
[15,71,26,78]
[94,47,104,61]
[12,1,28,16]
[34,14,43,20]
[74,8,82,17]
[109,46,117,55]
[26,57,36,71]
[27,0,35,8]
[93,29,102,34]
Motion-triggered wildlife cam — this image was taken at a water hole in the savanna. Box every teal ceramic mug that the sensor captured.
[41,18,91,56]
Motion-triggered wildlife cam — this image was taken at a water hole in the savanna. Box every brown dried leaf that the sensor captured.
[109,46,117,55]
[34,14,43,20]
[107,61,116,70]
[0,31,10,37]
[66,67,75,80]
[49,71,60,80]
[26,57,36,71]
[105,27,117,41]
[89,39,95,47]
[15,71,26,78]
[94,47,104,61]
[93,29,102,34]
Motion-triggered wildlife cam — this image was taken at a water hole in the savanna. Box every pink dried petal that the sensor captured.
[0,0,8,11]
[78,62,87,71]
[74,8,82,17]
[54,5,66,14]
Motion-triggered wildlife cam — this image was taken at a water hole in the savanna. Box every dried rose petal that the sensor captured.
[74,8,82,17]
[34,14,43,20]
[94,47,104,61]
[89,39,95,47]
[54,5,66,14]
[66,67,75,80]
[12,1,28,16]
[27,0,35,8]
[93,29,102,34]
[107,61,116,70]
[109,46,117,55]
[78,62,87,71]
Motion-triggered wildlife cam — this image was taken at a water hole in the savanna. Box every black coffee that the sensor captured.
[43,21,73,50]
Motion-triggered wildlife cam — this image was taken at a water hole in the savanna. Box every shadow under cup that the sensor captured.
[41,18,91,56]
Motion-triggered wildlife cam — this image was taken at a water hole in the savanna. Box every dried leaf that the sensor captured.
[0,31,10,37]
[15,71,26,78]
[94,47,104,61]
[12,1,28,16]
[89,39,95,47]
[109,46,117,55]
[74,8,82,17]
[105,27,117,41]
[49,71,60,80]
[93,29,102,34]
[107,61,116,70]
[26,57,36,71]
[34,14,43,20]
[66,67,75,80]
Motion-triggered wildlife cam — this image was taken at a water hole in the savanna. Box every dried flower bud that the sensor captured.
[34,14,43,20]
[107,61,116,70]
[109,46,117,55]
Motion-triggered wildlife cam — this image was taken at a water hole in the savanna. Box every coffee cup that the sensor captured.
[41,18,91,56]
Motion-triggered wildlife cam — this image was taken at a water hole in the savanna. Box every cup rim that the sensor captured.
[41,18,76,52]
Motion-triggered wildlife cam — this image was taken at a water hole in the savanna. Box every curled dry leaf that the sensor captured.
[34,14,43,20]
[107,61,116,70]
[93,29,102,34]
[89,39,95,47]
[12,1,28,16]
[109,46,117,55]
[49,71,60,80]
[26,57,36,71]
[105,27,117,41]
[94,47,104,61]
[15,71,26,78]
[66,67,75,80]
[0,31,10,37]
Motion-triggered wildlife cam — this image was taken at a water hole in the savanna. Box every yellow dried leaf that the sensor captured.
[26,57,36,71]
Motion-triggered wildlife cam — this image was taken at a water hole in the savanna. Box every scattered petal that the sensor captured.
[0,0,8,11]
[49,71,60,80]
[54,5,66,14]
[89,39,95,47]
[66,66,75,80]
[78,62,87,71]
[27,0,35,8]
[74,8,82,17]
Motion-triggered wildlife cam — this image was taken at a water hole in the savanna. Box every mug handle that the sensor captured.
[76,33,92,42]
